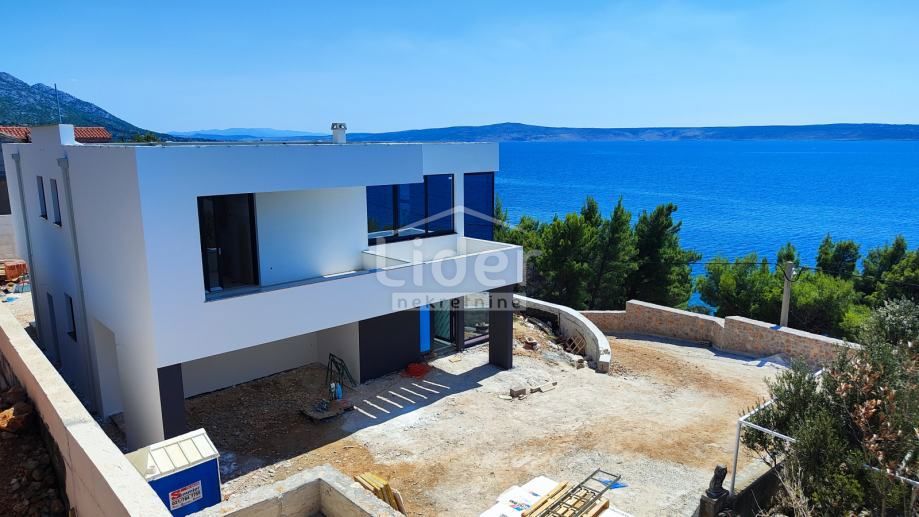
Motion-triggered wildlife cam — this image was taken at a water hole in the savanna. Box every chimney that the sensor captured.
[30,124,78,146]
[331,122,347,144]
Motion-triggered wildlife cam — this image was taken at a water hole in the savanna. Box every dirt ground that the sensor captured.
[169,318,781,517]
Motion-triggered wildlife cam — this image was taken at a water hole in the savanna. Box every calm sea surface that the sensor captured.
[497,141,919,270]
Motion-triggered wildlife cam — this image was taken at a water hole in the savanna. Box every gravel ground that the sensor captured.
[165,319,781,517]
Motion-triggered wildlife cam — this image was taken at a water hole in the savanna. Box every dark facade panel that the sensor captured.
[488,285,515,370]
[157,364,187,439]
[464,172,495,240]
[358,308,422,382]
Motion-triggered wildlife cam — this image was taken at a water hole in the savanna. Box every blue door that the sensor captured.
[419,305,431,353]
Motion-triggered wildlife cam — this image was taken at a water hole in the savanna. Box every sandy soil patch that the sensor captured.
[130,324,780,516]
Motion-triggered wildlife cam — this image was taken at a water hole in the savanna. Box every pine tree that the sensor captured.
[628,203,700,307]
[587,197,637,309]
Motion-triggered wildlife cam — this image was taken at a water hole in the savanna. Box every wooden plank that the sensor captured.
[364,472,397,506]
[584,498,610,517]
[354,475,376,493]
[393,488,406,513]
[522,481,570,516]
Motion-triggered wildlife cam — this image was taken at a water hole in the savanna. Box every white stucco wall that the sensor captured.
[181,333,318,397]
[315,322,361,385]
[2,138,98,412]
[64,145,164,448]
[131,144,512,371]
[256,188,367,286]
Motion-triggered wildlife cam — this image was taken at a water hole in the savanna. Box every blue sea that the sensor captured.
[497,141,919,272]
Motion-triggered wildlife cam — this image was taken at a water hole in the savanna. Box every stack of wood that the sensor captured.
[354,472,406,513]
[521,481,609,517]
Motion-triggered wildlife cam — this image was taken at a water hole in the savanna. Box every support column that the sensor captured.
[488,285,515,370]
[452,297,465,351]
[157,364,187,439]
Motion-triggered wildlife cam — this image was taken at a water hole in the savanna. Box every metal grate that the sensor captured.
[538,468,620,516]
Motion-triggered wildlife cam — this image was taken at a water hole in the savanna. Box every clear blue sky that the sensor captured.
[6,1,918,133]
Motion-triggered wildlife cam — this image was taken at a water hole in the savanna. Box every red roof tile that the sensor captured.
[0,126,112,143]
[0,126,31,141]
[73,127,112,143]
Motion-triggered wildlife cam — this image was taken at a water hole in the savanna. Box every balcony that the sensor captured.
[205,234,522,304]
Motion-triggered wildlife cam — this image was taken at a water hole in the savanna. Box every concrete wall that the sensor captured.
[255,188,367,286]
[192,464,401,516]
[583,300,857,366]
[0,304,169,516]
[515,295,611,373]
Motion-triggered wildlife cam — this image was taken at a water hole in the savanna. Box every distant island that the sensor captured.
[3,70,918,142]
[176,122,919,143]
[346,122,919,142]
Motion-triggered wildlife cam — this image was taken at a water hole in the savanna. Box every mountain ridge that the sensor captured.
[0,71,170,140]
[346,121,919,142]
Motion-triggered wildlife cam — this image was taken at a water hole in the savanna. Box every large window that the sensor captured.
[198,194,259,294]
[367,174,454,244]
[463,172,495,240]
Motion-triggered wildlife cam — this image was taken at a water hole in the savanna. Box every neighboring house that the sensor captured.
[0,126,113,258]
[1,124,523,449]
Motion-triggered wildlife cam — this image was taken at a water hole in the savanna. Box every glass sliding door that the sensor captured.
[464,292,490,345]
[431,300,455,355]
[366,174,455,244]
[198,194,259,294]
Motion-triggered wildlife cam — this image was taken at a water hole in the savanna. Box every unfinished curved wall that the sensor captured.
[514,294,611,373]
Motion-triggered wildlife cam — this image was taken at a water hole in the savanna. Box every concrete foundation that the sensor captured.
[191,464,402,516]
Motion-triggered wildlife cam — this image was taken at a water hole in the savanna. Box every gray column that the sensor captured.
[157,364,187,439]
[488,285,515,369]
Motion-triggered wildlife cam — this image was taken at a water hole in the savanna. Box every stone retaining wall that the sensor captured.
[514,295,611,373]
[0,305,169,516]
[584,300,855,366]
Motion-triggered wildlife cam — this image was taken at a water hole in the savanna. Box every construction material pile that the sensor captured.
[354,472,406,513]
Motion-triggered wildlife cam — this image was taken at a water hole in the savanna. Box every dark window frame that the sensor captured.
[50,178,62,226]
[367,174,455,245]
[45,293,61,366]
[37,176,48,219]
[197,193,260,295]
[65,294,77,340]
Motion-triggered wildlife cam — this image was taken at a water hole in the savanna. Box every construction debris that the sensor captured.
[0,402,33,433]
[533,381,558,393]
[300,398,353,423]
[483,471,628,517]
[564,352,586,369]
[354,472,406,513]
[510,386,528,398]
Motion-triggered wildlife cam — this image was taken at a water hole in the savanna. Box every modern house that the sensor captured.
[2,124,523,449]
[0,126,113,258]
